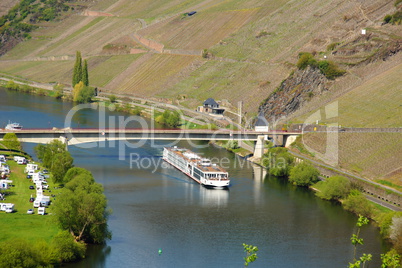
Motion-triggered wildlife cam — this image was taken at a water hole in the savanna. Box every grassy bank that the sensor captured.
[0,157,62,243]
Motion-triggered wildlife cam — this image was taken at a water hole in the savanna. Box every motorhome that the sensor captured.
[34,196,50,207]
[0,203,14,211]
[0,165,10,175]
[38,207,46,215]
[0,180,12,190]
[25,164,38,173]
[17,158,27,165]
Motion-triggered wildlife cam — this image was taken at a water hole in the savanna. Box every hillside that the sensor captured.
[0,0,401,183]
[0,0,18,16]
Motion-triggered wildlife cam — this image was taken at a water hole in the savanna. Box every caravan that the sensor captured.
[0,203,14,212]
[0,180,12,190]
[25,164,38,173]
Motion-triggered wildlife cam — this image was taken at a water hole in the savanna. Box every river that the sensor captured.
[0,88,388,267]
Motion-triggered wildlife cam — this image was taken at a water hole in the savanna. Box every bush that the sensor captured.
[342,190,373,218]
[226,140,239,150]
[51,231,86,263]
[297,52,317,69]
[377,212,402,237]
[384,14,393,24]
[315,175,351,200]
[108,94,117,103]
[289,162,319,187]
[390,216,402,252]
[0,239,50,267]
[318,60,346,79]
[262,147,294,177]
[326,42,339,51]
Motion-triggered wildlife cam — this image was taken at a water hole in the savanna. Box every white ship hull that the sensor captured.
[163,147,230,188]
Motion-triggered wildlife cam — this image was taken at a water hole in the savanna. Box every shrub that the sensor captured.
[377,212,402,237]
[342,190,373,218]
[315,176,351,200]
[289,162,319,187]
[326,42,339,51]
[318,60,346,79]
[297,52,317,69]
[262,147,294,177]
[226,140,239,150]
[390,216,402,252]
[384,14,393,24]
[51,231,86,263]
[109,94,117,103]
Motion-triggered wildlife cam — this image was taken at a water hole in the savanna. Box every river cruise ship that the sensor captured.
[5,121,22,131]
[163,147,230,188]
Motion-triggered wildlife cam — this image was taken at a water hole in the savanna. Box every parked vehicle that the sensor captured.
[5,208,13,213]
[27,209,34,214]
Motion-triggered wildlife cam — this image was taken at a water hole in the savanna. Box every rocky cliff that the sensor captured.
[259,66,330,123]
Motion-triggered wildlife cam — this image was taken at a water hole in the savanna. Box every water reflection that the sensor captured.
[199,187,229,208]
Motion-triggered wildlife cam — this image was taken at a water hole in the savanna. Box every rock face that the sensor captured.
[259,66,328,122]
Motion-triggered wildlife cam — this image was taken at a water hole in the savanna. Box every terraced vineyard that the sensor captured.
[300,132,402,184]
[109,54,197,95]
[139,9,257,50]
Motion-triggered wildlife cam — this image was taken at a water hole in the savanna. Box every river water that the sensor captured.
[0,88,387,267]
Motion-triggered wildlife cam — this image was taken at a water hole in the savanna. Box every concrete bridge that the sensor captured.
[0,128,300,157]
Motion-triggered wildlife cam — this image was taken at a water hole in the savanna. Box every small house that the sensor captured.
[255,111,269,132]
[197,98,225,115]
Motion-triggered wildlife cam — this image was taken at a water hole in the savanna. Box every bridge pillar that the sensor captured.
[253,135,265,158]
[272,134,284,147]
[59,136,68,151]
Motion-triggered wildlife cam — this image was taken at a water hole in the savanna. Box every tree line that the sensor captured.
[262,145,402,262]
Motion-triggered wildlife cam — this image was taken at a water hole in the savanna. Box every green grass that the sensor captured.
[376,180,402,191]
[0,160,62,243]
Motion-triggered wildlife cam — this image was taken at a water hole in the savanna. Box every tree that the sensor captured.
[0,239,49,267]
[82,59,89,86]
[390,216,402,252]
[262,147,294,177]
[51,151,74,184]
[53,84,64,99]
[53,169,111,244]
[72,51,82,87]
[51,230,86,263]
[34,139,73,184]
[343,190,373,218]
[73,81,94,103]
[349,216,372,268]
[289,162,319,187]
[381,249,401,268]
[2,132,22,151]
[315,176,351,200]
[243,243,258,267]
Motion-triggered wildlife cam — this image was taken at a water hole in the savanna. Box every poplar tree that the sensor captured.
[82,59,89,86]
[72,51,82,87]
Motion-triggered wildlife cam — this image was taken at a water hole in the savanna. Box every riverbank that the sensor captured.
[0,76,241,130]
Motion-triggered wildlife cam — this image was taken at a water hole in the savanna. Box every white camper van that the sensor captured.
[38,207,46,215]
